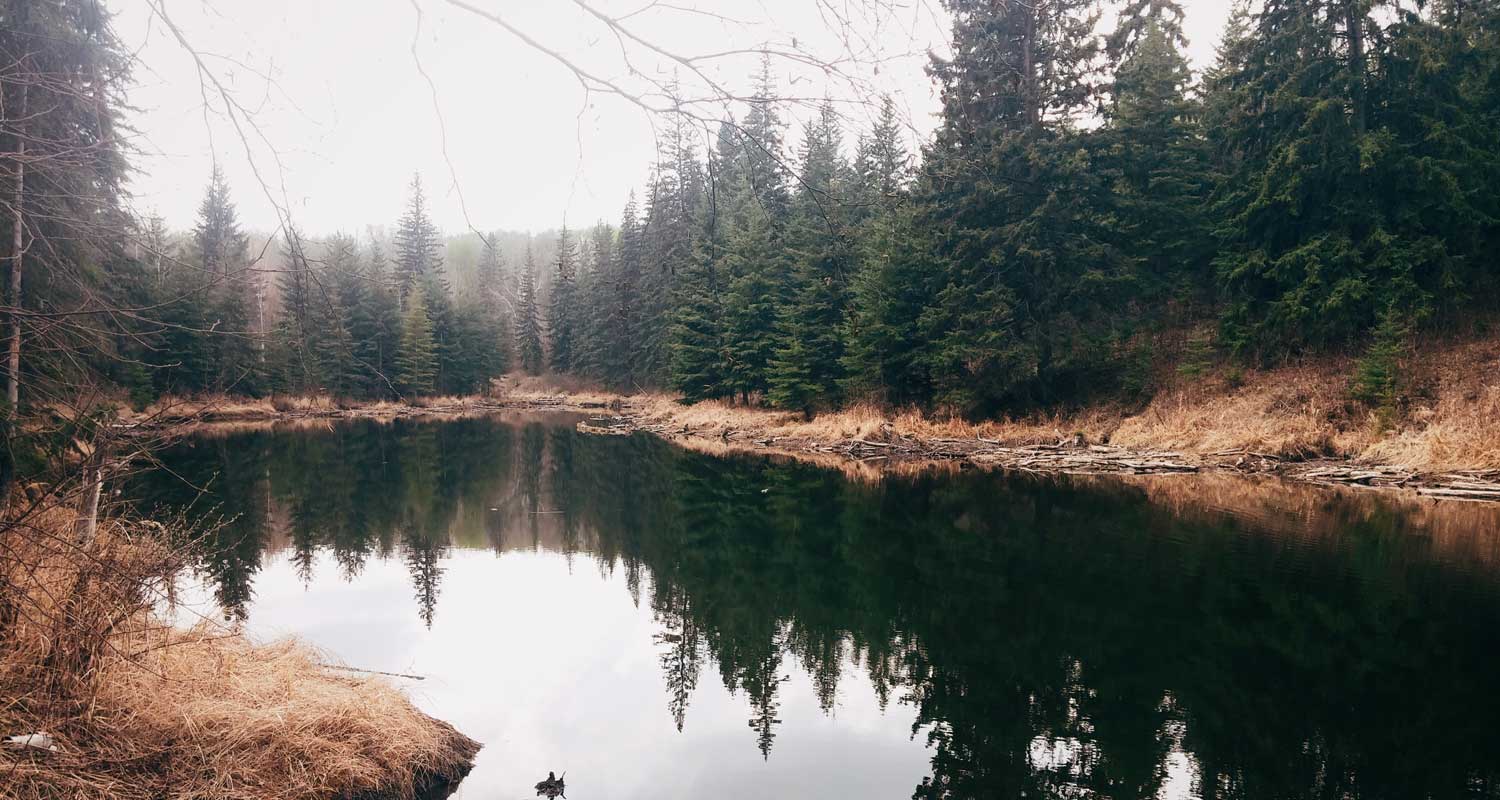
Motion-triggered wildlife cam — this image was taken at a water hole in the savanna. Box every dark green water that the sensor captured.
[131,414,1500,800]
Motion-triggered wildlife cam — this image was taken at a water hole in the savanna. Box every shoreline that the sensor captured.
[133,389,1500,503]
[0,510,481,800]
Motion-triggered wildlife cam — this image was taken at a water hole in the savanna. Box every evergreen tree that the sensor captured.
[192,166,260,394]
[392,173,445,300]
[358,236,404,397]
[769,101,854,414]
[515,243,545,375]
[269,228,319,394]
[548,226,581,373]
[1105,19,1214,314]
[394,288,437,395]
[917,0,1122,414]
[721,201,786,402]
[669,175,730,402]
[637,104,705,384]
[474,236,512,376]
[1208,0,1498,357]
[843,97,924,405]
[314,234,360,396]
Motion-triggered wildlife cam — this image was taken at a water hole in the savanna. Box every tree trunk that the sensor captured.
[76,460,102,544]
[1346,0,1368,136]
[6,83,27,421]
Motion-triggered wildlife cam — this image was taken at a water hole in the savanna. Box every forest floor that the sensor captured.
[0,506,479,800]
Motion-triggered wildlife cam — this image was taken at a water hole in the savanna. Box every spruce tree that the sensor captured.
[192,167,260,394]
[269,228,319,395]
[474,237,512,376]
[1105,19,1213,313]
[395,288,438,396]
[769,101,853,414]
[843,97,925,405]
[917,0,1121,414]
[359,236,404,397]
[637,105,704,384]
[548,226,580,373]
[393,173,445,300]
[606,196,644,389]
[515,243,545,375]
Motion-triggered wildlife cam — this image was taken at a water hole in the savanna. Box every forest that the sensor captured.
[4,0,1500,470]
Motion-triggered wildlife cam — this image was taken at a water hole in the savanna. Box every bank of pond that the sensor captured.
[127,413,1500,800]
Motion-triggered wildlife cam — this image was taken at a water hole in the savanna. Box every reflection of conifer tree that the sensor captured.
[547,427,582,554]
[201,436,273,622]
[520,424,546,545]
[290,523,317,586]
[625,559,643,608]
[402,527,445,628]
[654,588,704,732]
[742,637,788,760]
[792,625,845,715]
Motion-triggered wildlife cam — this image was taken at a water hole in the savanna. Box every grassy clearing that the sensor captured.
[1,506,478,800]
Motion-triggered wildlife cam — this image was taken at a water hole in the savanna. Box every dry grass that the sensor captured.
[1360,338,1500,471]
[607,335,1500,475]
[1109,365,1363,459]
[1,505,478,800]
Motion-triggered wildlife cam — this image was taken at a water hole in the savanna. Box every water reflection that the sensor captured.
[131,414,1500,800]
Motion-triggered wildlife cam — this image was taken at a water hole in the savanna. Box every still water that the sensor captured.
[131,413,1500,800]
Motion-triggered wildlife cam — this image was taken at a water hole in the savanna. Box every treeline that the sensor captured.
[116,172,508,401]
[529,0,1500,417]
[7,0,1499,430]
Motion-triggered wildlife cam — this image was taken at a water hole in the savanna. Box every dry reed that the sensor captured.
[0,505,478,800]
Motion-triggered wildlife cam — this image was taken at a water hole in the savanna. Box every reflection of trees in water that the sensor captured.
[133,417,1500,799]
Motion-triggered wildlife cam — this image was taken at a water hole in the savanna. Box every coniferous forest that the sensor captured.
[8,0,1500,435]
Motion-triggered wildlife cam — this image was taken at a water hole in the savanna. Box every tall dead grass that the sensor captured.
[0,505,478,800]
[612,334,1500,474]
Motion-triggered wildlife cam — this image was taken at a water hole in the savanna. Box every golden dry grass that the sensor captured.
[1,506,478,800]
[607,336,1500,475]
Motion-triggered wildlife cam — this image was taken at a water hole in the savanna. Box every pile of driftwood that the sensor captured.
[576,418,632,436]
[1290,464,1500,500]
[613,415,1500,503]
[968,443,1200,475]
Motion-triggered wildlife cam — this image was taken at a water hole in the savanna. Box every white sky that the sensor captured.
[117,1,1234,236]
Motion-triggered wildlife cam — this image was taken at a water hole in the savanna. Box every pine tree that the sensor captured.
[769,101,853,414]
[637,104,705,384]
[192,166,260,394]
[395,288,437,395]
[548,226,580,373]
[474,236,512,376]
[392,173,445,301]
[269,228,319,394]
[917,0,1121,414]
[314,234,360,397]
[721,201,786,402]
[515,243,545,375]
[843,97,924,405]
[1207,0,1497,356]
[1105,19,1214,313]
[358,236,404,397]
[669,187,730,402]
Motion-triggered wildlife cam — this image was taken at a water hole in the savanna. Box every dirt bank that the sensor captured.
[509,346,1500,501]
[0,508,480,800]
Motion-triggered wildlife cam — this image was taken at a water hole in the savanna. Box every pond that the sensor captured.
[129,413,1500,800]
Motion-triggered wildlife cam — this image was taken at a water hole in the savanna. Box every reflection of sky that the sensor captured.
[227,547,933,799]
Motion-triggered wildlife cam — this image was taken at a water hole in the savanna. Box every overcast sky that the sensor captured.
[117,1,1234,237]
